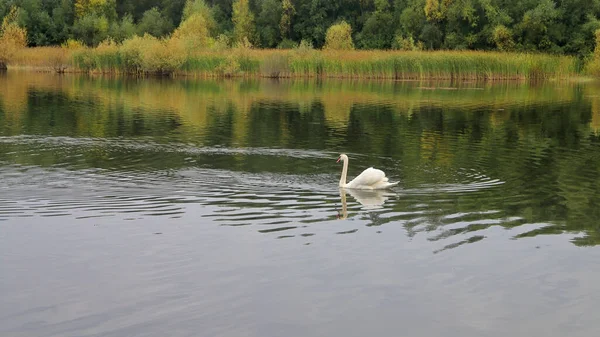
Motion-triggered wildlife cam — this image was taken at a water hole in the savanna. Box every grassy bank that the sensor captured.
[11,44,581,81]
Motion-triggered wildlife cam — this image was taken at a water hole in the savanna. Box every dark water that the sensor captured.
[2,72,600,337]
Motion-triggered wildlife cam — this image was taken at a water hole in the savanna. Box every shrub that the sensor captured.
[392,34,419,51]
[260,53,290,77]
[172,12,214,52]
[138,35,185,74]
[277,39,297,49]
[61,39,85,49]
[492,25,515,52]
[212,34,231,51]
[120,35,144,73]
[0,6,27,69]
[324,21,354,50]
[72,48,96,72]
[216,54,241,77]
[94,39,120,73]
[586,29,600,76]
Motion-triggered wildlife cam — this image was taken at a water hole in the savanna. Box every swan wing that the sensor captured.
[346,167,387,188]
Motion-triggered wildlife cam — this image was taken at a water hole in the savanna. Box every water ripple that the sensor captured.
[0,133,588,252]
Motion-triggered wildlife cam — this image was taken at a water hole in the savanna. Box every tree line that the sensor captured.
[1,0,600,57]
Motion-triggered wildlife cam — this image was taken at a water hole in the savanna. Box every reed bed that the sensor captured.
[10,45,581,80]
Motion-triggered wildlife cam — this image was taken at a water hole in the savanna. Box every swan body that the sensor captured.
[337,154,398,190]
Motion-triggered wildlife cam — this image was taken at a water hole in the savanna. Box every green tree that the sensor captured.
[280,0,295,40]
[172,0,216,50]
[108,13,135,42]
[72,13,109,46]
[137,7,173,37]
[358,0,394,49]
[492,24,515,51]
[515,0,559,51]
[256,0,281,48]
[397,0,427,42]
[232,0,256,45]
[74,0,117,21]
[211,0,234,36]
[16,0,55,46]
[0,0,75,46]
[51,0,76,44]
[293,0,334,47]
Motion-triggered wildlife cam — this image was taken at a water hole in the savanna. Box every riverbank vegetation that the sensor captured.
[1,0,600,79]
[12,46,578,80]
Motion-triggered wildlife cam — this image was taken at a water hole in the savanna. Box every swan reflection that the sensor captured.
[337,188,394,220]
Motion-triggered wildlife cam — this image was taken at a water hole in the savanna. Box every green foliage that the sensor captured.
[137,7,174,38]
[492,25,515,51]
[256,0,281,48]
[358,0,394,49]
[215,53,241,76]
[515,0,559,51]
[279,0,295,40]
[392,34,419,51]
[109,14,135,43]
[213,34,231,51]
[73,34,186,74]
[72,13,109,46]
[277,38,297,49]
[324,21,354,50]
[182,0,210,20]
[172,1,216,52]
[232,0,256,45]
[0,0,600,74]
[119,35,145,73]
[419,23,443,50]
[182,0,215,34]
[74,0,116,22]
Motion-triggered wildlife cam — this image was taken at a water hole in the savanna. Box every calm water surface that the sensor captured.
[2,73,600,337]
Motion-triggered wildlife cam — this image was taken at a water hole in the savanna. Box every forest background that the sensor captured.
[0,0,600,78]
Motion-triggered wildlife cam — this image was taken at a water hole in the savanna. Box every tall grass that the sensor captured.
[11,43,582,80]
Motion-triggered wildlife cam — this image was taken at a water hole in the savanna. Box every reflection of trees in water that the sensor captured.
[2,75,600,247]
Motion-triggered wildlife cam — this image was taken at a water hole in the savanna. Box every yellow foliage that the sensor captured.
[61,39,86,50]
[131,34,186,74]
[586,29,600,76]
[75,0,114,18]
[0,6,28,66]
[172,13,214,52]
[233,0,256,44]
[324,21,354,50]
[182,0,215,31]
[424,0,451,22]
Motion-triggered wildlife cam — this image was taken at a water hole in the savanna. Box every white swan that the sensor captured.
[337,154,398,190]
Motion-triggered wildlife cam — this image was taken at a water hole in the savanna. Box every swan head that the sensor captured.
[336,154,348,163]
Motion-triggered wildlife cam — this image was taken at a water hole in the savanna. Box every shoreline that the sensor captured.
[6,47,588,82]
[5,65,592,82]
[5,67,595,83]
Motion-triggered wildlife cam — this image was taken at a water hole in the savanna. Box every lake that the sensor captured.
[1,72,600,337]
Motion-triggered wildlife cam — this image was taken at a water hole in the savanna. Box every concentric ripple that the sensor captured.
[2,77,599,253]
[0,133,558,252]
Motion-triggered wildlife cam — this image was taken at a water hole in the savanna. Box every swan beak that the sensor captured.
[336,157,341,163]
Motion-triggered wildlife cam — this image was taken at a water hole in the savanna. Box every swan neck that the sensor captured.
[339,157,348,187]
